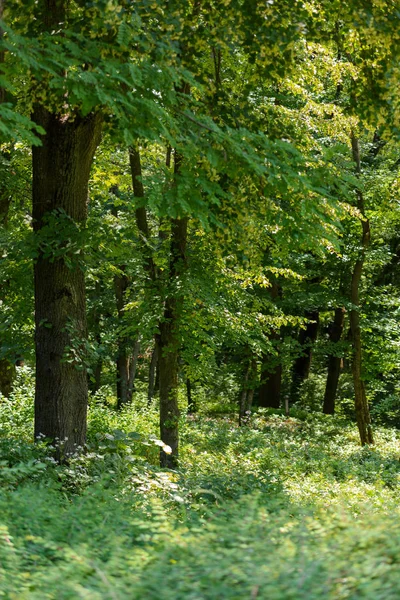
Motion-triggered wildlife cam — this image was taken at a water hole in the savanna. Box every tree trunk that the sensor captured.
[323,307,345,414]
[159,214,188,467]
[127,340,140,402]
[147,340,159,405]
[258,278,282,408]
[259,329,282,408]
[88,281,103,394]
[0,3,15,397]
[239,357,257,425]
[349,133,373,445]
[113,262,131,409]
[290,310,319,403]
[187,377,197,414]
[32,106,102,457]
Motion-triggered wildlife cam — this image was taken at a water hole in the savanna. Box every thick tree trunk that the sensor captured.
[32,106,102,457]
[349,133,373,445]
[323,307,345,414]
[159,214,188,468]
[290,310,319,403]
[259,360,282,408]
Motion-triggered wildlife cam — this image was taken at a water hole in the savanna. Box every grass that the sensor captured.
[2,370,400,598]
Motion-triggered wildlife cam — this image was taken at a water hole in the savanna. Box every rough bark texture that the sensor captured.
[349,133,373,445]
[32,106,102,456]
[290,310,319,403]
[159,214,188,467]
[323,307,345,414]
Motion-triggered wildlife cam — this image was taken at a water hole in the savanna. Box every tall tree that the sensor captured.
[349,133,373,445]
[32,1,102,455]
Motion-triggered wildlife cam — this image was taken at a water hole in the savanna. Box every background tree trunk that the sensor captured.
[32,106,102,457]
[258,330,282,409]
[113,263,130,409]
[290,310,319,403]
[239,357,257,425]
[323,307,345,414]
[0,2,15,397]
[147,340,159,406]
[349,133,373,445]
[159,214,188,467]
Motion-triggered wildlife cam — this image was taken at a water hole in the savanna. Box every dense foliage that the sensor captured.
[3,375,400,598]
[1,0,400,596]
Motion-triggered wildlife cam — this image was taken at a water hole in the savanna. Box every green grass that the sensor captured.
[2,371,400,598]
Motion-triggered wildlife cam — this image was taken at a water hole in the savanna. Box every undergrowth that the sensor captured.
[1,369,400,598]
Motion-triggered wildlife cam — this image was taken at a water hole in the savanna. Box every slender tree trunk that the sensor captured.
[0,1,15,397]
[159,214,188,467]
[113,262,131,409]
[88,282,103,393]
[186,377,197,414]
[32,103,102,456]
[147,340,159,405]
[239,357,257,425]
[259,330,282,408]
[290,310,319,403]
[127,340,140,402]
[323,307,345,414]
[349,133,373,445]
[0,155,15,397]
[258,279,282,408]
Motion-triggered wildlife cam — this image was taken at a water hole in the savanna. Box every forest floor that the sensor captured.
[2,373,400,598]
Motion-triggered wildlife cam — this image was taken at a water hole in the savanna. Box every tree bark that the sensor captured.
[159,213,188,467]
[290,310,319,403]
[323,307,345,414]
[349,133,373,445]
[32,105,102,457]
[259,361,282,408]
